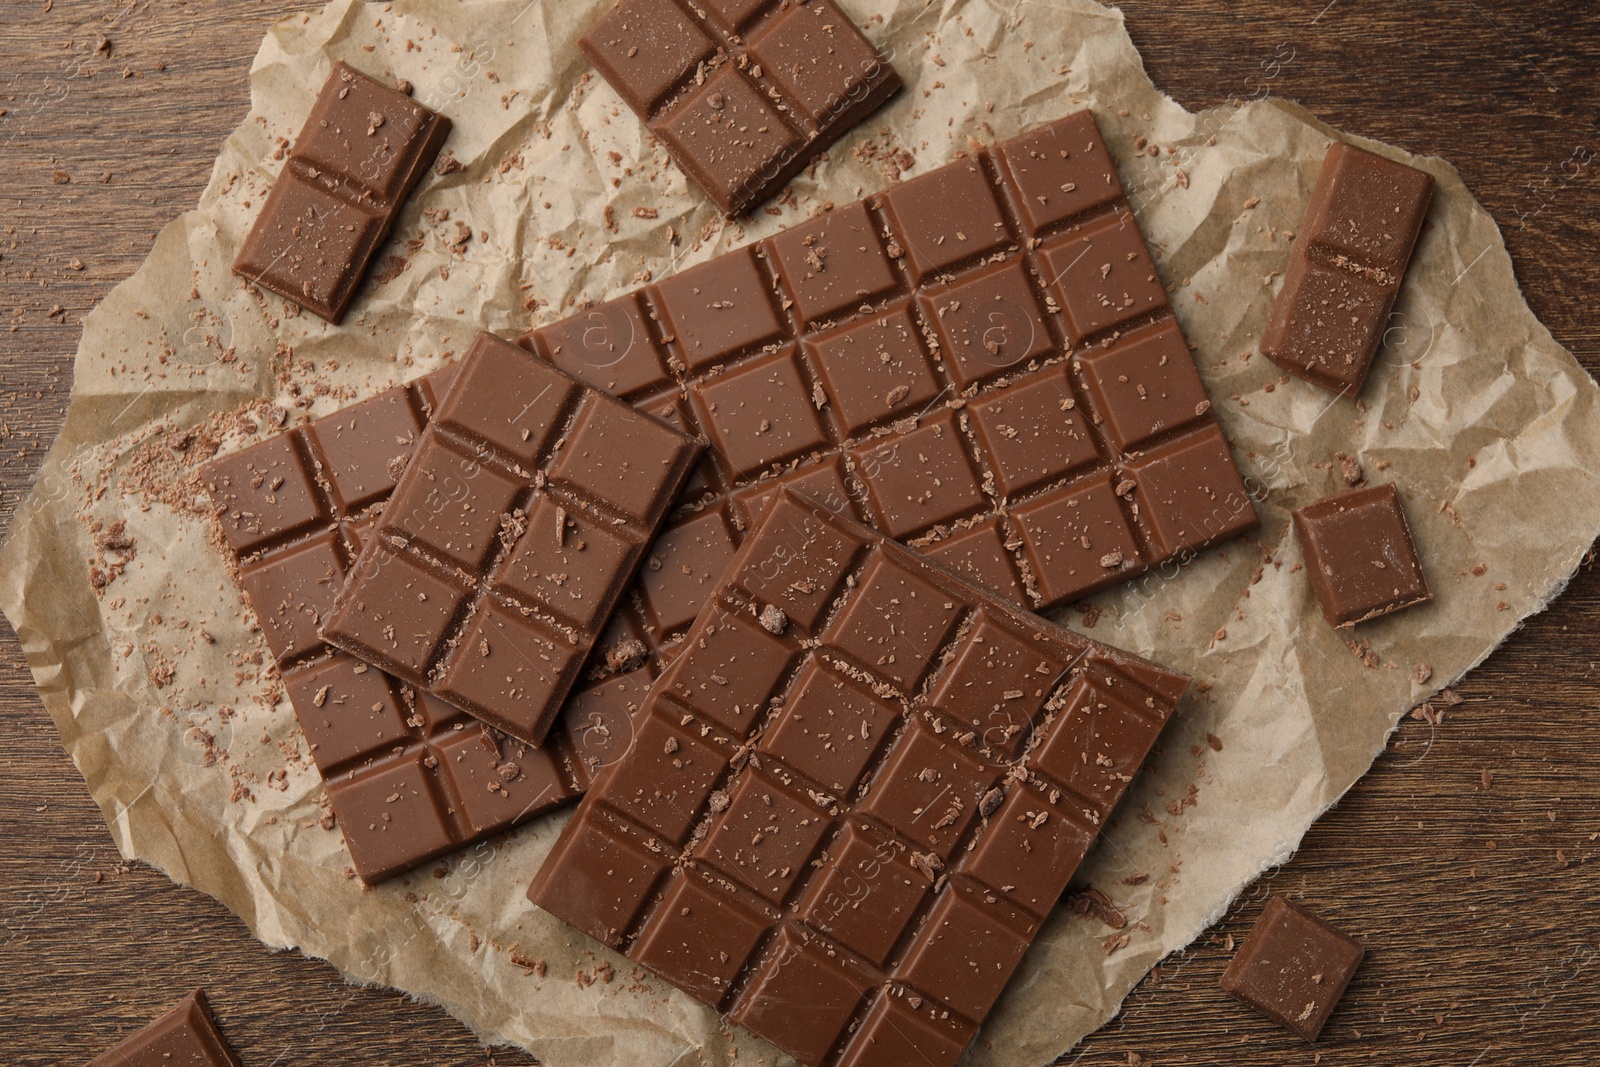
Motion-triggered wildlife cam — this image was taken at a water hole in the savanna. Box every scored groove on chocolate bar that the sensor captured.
[581,0,900,215]
[203,364,618,883]
[523,108,1258,692]
[321,332,701,747]
[529,491,1189,1067]
[233,62,450,322]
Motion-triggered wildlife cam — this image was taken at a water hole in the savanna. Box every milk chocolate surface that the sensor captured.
[1220,896,1366,1042]
[581,0,900,214]
[233,62,449,322]
[1262,141,1434,394]
[528,490,1189,1067]
[205,364,625,883]
[523,109,1255,699]
[85,990,242,1067]
[320,332,700,747]
[1293,482,1431,627]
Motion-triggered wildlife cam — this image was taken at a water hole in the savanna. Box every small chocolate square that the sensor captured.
[1220,896,1366,1041]
[1293,482,1432,627]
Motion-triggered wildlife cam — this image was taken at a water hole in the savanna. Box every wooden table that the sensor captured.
[2,2,1595,1063]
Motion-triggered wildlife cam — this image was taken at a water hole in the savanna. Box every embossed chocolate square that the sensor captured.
[528,490,1189,1067]
[1220,896,1366,1041]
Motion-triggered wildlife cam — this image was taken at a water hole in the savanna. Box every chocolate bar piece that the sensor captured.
[234,62,449,322]
[1293,482,1431,627]
[204,364,618,883]
[524,109,1256,695]
[1262,142,1434,395]
[528,490,1189,1067]
[581,0,900,215]
[86,990,242,1067]
[321,332,701,747]
[1220,896,1365,1042]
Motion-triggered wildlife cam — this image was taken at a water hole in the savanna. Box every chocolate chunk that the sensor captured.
[528,490,1188,1067]
[521,108,1256,708]
[85,990,242,1067]
[1262,142,1434,394]
[320,332,701,746]
[234,62,450,322]
[580,0,900,214]
[1220,896,1366,1041]
[203,363,593,882]
[1293,482,1431,627]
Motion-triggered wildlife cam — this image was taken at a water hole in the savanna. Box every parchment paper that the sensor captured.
[4,1,1599,1064]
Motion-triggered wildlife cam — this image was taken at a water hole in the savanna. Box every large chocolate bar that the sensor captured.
[234,62,450,322]
[529,490,1189,1067]
[321,332,701,747]
[524,108,1257,692]
[205,363,617,883]
[581,0,900,214]
[1262,141,1434,394]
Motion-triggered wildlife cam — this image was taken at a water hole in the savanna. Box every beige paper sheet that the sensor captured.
[4,1,1600,1064]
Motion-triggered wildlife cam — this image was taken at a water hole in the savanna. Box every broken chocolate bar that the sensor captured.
[581,0,900,214]
[85,989,242,1067]
[204,365,627,883]
[529,489,1189,1067]
[1261,141,1434,395]
[234,61,450,322]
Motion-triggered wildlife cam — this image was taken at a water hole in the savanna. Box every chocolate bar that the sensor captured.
[1292,482,1431,627]
[581,0,900,215]
[234,62,450,322]
[321,332,701,747]
[524,109,1256,693]
[205,364,614,883]
[528,489,1188,1067]
[1220,896,1365,1041]
[86,990,242,1067]
[1262,141,1434,394]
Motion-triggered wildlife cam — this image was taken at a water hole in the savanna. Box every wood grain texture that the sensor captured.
[0,1,1595,1064]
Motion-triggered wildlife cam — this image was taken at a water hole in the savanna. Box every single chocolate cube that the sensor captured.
[1220,896,1366,1042]
[1262,141,1434,395]
[1293,482,1431,627]
[85,990,242,1067]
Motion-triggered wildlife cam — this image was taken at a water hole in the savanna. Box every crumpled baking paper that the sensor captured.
[4,1,1599,1064]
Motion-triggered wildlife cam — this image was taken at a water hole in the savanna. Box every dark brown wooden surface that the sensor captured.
[1,2,1595,1064]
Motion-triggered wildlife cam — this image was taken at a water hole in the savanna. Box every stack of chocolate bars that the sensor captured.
[185,3,1440,1059]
